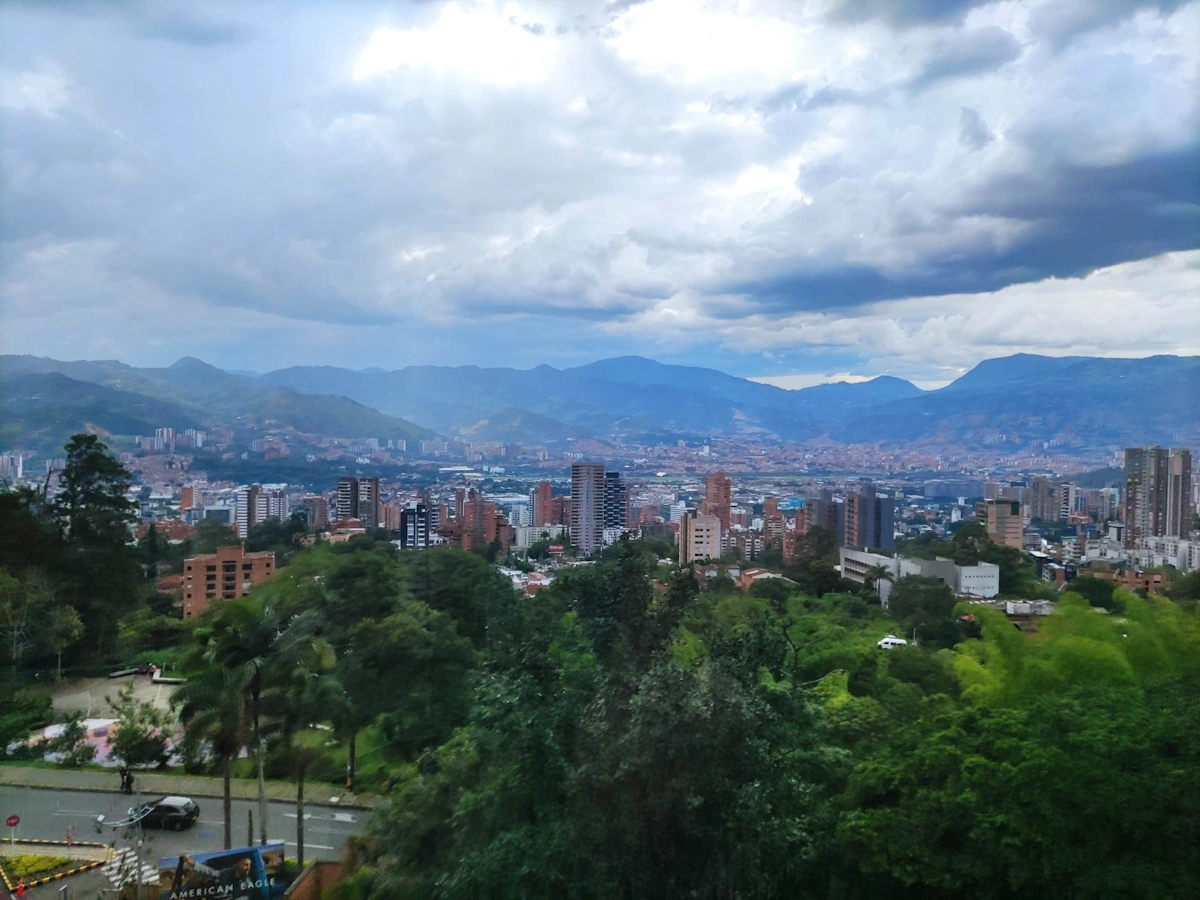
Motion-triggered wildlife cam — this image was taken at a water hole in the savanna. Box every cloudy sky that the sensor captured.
[1,0,1197,388]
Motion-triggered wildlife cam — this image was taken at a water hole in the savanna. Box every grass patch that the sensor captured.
[1,854,73,879]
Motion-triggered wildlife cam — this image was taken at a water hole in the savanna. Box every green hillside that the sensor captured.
[0,357,437,451]
[0,372,205,454]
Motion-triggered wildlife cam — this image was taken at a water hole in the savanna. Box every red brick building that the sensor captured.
[182,545,275,618]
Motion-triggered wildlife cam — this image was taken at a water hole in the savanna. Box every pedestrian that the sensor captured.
[119,763,131,794]
[15,876,26,897]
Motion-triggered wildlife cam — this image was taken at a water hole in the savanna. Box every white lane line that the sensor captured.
[282,841,334,850]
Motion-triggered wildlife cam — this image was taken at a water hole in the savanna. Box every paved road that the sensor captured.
[0,786,363,865]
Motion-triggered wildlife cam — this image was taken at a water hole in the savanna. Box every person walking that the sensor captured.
[119,763,132,795]
[15,876,26,897]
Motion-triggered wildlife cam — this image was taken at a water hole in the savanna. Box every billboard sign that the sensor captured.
[157,842,287,900]
[549,544,564,553]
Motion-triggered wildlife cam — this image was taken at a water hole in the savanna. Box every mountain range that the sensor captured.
[2,353,1197,455]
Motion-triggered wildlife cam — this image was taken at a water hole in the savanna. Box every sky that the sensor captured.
[1,0,1197,389]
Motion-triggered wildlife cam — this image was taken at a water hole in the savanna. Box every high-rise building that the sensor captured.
[844,483,895,550]
[570,463,606,558]
[801,491,844,540]
[604,471,629,529]
[530,481,554,527]
[295,496,329,530]
[975,499,1023,549]
[358,477,381,530]
[336,477,359,522]
[180,485,196,512]
[1058,482,1078,522]
[703,471,732,534]
[1026,477,1059,522]
[401,502,433,549]
[1124,447,1193,547]
[1166,449,1194,539]
[679,510,722,564]
[233,484,261,538]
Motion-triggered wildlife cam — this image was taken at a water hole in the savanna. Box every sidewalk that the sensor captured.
[0,765,383,809]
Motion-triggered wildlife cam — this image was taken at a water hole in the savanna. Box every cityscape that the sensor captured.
[2,0,1198,897]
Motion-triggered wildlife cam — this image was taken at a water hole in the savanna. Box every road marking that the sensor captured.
[282,841,334,850]
[333,813,356,823]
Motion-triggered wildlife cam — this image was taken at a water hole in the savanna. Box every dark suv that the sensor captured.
[133,796,200,831]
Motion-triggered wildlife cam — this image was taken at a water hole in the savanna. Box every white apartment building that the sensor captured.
[680,512,722,564]
[1131,536,1199,572]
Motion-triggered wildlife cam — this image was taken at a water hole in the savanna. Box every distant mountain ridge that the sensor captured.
[0,355,434,454]
[2,353,1197,453]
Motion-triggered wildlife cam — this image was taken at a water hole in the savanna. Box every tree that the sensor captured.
[862,563,894,599]
[175,598,316,847]
[44,712,96,768]
[264,640,341,869]
[192,518,241,554]
[107,681,172,769]
[174,668,248,848]
[44,605,83,680]
[1167,570,1200,606]
[1066,575,1119,610]
[0,571,53,674]
[887,575,958,648]
[53,435,137,547]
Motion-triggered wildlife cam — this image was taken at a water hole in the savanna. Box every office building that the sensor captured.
[182,546,275,618]
[570,463,607,558]
[180,485,196,512]
[976,499,1023,549]
[1124,446,1193,547]
[679,510,722,564]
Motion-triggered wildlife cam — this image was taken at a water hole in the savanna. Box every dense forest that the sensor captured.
[2,438,1199,898]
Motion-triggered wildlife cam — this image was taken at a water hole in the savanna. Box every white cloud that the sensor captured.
[0,0,1196,380]
[606,249,1200,382]
[0,67,69,116]
[353,3,560,86]
[750,372,875,390]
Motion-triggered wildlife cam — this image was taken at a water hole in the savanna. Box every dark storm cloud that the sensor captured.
[725,144,1200,315]
[908,26,1023,90]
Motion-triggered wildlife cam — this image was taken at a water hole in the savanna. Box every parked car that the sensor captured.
[132,796,200,831]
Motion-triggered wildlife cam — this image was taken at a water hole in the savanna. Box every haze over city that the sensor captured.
[2,0,1197,387]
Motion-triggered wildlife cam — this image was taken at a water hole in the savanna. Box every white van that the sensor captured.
[877,635,909,650]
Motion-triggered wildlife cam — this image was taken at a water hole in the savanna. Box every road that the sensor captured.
[0,786,364,864]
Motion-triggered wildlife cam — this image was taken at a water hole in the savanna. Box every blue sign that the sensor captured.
[157,842,287,900]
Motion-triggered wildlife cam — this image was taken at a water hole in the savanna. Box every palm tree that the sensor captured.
[264,639,340,869]
[174,597,317,848]
[863,564,895,601]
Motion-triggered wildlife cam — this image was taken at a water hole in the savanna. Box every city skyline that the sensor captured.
[2,0,1196,387]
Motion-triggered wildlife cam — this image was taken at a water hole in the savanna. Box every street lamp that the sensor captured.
[95,790,151,900]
